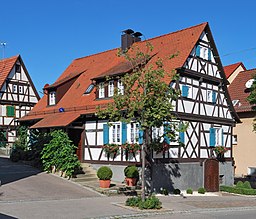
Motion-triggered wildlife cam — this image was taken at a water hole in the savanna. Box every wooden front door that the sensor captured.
[204,158,219,192]
[68,129,84,162]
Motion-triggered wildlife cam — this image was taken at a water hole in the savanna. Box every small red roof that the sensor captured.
[224,62,246,79]
[0,55,19,89]
[228,69,256,113]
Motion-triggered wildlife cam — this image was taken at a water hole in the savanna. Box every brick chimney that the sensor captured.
[121,29,142,51]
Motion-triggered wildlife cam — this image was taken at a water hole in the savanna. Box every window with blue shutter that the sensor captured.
[103,124,109,145]
[212,91,217,104]
[182,85,189,97]
[209,128,216,147]
[121,122,127,144]
[208,48,211,61]
[196,45,201,57]
[138,129,143,144]
[221,128,224,146]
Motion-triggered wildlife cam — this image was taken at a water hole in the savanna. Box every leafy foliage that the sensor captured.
[236,181,244,188]
[124,165,139,179]
[198,187,206,194]
[247,75,256,131]
[173,188,181,195]
[126,195,162,210]
[0,130,7,148]
[220,185,256,195]
[41,130,81,177]
[97,166,113,180]
[186,188,193,194]
[97,43,185,146]
[13,125,29,151]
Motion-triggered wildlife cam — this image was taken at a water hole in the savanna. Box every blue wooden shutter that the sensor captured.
[103,124,109,145]
[209,128,216,147]
[221,128,224,146]
[196,45,201,57]
[121,122,127,144]
[139,129,143,144]
[164,123,170,144]
[179,131,185,144]
[208,48,211,61]
[182,85,189,97]
[212,91,217,103]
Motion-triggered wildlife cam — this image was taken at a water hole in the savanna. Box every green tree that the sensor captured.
[247,75,256,131]
[97,43,186,200]
[41,130,81,177]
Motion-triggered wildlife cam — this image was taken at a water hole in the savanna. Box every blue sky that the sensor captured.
[1,0,256,95]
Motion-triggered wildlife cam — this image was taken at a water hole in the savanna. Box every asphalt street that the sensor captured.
[1,156,256,219]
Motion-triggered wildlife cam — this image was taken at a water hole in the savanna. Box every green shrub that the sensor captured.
[220,185,256,195]
[97,166,113,180]
[126,195,162,210]
[124,166,139,179]
[10,149,22,162]
[198,187,206,194]
[186,188,193,194]
[173,189,181,195]
[236,181,244,188]
[41,130,81,177]
[160,188,169,196]
[126,196,141,207]
[243,181,252,189]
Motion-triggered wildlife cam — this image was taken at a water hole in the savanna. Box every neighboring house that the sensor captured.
[224,66,256,177]
[20,22,239,191]
[224,62,246,85]
[0,55,40,153]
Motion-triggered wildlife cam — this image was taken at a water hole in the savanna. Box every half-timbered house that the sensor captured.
[0,55,40,153]
[20,23,239,191]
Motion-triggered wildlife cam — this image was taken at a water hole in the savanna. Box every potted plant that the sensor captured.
[102,144,120,159]
[124,165,139,186]
[213,146,228,161]
[122,143,140,160]
[97,166,113,188]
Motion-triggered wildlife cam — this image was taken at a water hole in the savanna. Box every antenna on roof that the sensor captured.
[0,42,7,59]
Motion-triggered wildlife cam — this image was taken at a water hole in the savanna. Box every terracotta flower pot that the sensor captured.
[126,177,137,186]
[99,179,111,188]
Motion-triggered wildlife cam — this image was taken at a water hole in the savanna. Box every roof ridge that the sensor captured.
[73,22,207,62]
[135,22,208,44]
[0,54,19,63]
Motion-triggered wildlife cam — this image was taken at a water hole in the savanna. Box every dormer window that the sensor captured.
[108,80,114,97]
[49,91,56,105]
[117,79,124,95]
[98,82,105,98]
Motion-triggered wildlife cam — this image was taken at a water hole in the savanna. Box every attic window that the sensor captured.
[15,64,21,73]
[232,100,240,107]
[84,84,94,94]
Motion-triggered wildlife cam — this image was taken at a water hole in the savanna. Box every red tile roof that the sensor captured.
[0,55,19,89]
[22,22,233,127]
[224,62,246,79]
[228,69,256,113]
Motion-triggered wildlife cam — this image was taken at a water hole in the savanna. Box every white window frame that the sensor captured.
[215,127,223,146]
[109,122,121,144]
[49,91,56,105]
[129,122,139,143]
[207,90,213,102]
[98,82,105,98]
[201,47,208,60]
[19,85,23,94]
[108,80,114,97]
[13,85,17,93]
[117,79,124,95]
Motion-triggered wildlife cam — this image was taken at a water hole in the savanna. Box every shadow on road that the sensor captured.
[0,156,41,186]
[0,213,18,219]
